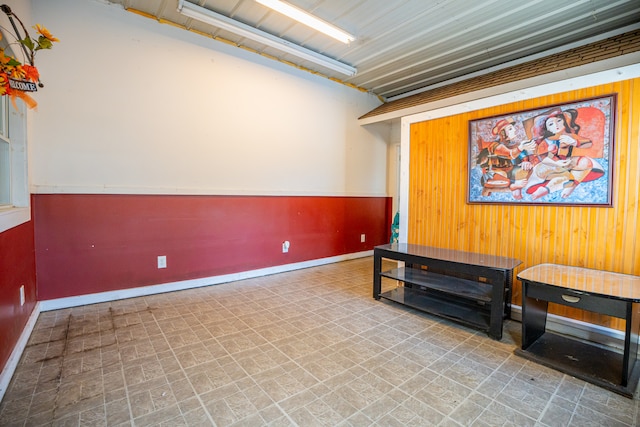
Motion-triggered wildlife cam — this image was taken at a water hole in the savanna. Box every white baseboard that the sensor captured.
[39,250,373,311]
[0,302,41,404]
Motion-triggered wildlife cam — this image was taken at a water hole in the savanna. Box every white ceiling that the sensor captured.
[107,0,640,101]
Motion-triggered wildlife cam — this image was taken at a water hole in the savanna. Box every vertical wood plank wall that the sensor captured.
[408,78,640,330]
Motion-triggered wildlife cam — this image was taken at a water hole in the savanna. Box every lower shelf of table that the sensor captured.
[515,332,640,398]
[378,287,491,332]
[380,267,493,302]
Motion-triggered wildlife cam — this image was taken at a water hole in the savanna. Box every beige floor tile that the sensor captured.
[1,257,639,426]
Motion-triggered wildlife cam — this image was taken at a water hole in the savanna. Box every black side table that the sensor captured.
[515,263,640,398]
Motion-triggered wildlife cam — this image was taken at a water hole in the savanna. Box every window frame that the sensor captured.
[0,96,30,233]
[0,94,11,207]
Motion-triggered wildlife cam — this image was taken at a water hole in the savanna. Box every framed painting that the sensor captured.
[467,94,617,206]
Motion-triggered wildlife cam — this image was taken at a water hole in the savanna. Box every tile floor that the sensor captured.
[0,257,638,426]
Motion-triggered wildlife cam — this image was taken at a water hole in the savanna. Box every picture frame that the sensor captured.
[468,94,617,206]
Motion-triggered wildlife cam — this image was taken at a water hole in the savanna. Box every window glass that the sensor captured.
[0,96,9,206]
[0,94,5,137]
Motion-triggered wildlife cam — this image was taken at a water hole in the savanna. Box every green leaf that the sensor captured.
[36,36,53,51]
[19,36,35,51]
[5,57,21,66]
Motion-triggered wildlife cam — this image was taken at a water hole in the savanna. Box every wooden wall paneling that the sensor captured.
[408,78,640,331]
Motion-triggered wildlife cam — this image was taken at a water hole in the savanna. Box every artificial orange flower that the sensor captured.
[34,24,59,43]
[0,50,10,65]
[0,73,10,96]
[21,64,39,83]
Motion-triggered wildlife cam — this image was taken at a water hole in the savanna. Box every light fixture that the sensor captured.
[255,0,355,44]
[177,0,356,77]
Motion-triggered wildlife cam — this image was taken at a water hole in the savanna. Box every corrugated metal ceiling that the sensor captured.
[106,0,640,101]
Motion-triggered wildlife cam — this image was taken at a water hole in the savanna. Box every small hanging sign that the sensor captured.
[8,78,37,92]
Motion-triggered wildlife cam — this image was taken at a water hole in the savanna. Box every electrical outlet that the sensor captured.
[361,234,366,243]
[282,241,290,253]
[19,285,25,306]
[157,255,167,269]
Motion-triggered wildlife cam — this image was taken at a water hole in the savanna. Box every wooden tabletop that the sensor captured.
[518,263,640,301]
[375,243,521,270]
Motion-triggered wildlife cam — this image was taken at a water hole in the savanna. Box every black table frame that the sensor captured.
[516,267,640,398]
[373,243,521,340]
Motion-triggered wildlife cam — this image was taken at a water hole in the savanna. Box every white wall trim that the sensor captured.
[398,121,411,244]
[0,206,30,233]
[403,62,640,126]
[29,185,388,197]
[39,251,373,311]
[0,302,40,404]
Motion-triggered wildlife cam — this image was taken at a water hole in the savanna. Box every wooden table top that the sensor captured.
[375,243,521,270]
[518,263,640,301]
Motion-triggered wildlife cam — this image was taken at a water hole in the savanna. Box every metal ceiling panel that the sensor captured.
[106,0,640,100]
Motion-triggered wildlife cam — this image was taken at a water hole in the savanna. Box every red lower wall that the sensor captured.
[0,220,37,372]
[33,194,392,300]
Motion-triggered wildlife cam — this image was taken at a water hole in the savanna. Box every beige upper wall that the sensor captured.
[28,0,389,197]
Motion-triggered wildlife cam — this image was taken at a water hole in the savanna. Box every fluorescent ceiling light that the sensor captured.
[177,0,356,77]
[255,0,355,44]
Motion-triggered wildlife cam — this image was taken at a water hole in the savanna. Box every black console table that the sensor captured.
[373,243,521,340]
[515,263,640,397]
